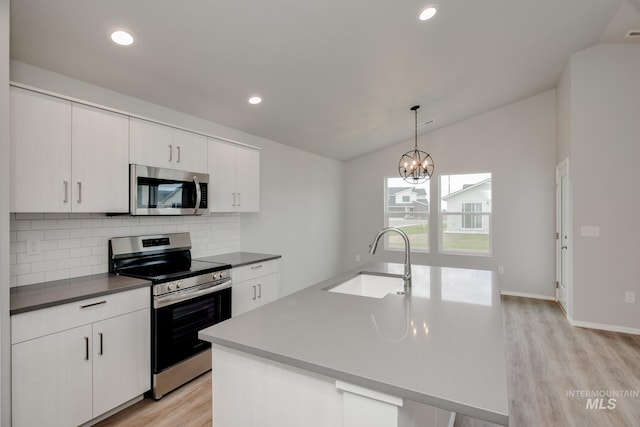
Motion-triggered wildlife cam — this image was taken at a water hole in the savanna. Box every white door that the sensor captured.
[12,325,93,427]
[129,117,174,169]
[556,159,569,313]
[71,103,129,213]
[208,139,239,212]
[236,146,261,212]
[10,87,72,212]
[92,309,151,417]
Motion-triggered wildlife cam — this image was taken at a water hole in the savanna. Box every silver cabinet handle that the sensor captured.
[80,300,106,309]
[168,144,173,162]
[257,283,262,298]
[98,332,104,355]
[77,182,82,203]
[232,192,237,207]
[252,285,257,300]
[237,192,241,207]
[84,337,89,361]
[250,264,263,270]
[177,146,181,163]
[63,181,68,203]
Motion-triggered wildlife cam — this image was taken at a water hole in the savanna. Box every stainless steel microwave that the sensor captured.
[130,164,208,215]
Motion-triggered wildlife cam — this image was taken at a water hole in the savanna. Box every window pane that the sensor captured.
[440,173,491,255]
[385,177,429,252]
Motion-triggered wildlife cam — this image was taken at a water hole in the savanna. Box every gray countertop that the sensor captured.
[10,273,151,315]
[199,262,509,425]
[195,252,281,268]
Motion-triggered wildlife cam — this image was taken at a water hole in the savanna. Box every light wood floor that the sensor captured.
[96,296,640,427]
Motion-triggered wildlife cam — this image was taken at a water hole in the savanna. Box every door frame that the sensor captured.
[556,158,572,316]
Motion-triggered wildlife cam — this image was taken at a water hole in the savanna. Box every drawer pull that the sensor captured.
[257,283,262,298]
[84,337,89,360]
[99,332,104,355]
[80,300,107,309]
[250,264,263,270]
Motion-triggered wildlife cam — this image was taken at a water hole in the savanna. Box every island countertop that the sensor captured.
[199,263,509,425]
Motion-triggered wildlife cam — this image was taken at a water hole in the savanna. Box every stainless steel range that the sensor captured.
[109,232,232,399]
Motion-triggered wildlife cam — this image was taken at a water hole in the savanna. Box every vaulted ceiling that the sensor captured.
[10,0,640,161]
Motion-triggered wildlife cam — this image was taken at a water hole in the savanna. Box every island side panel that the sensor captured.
[211,345,343,427]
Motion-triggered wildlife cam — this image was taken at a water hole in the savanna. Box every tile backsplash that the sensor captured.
[9,212,241,287]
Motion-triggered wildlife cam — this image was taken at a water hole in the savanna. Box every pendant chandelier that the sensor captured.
[398,105,434,184]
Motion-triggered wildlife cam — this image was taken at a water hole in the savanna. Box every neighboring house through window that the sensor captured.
[440,173,492,255]
[384,177,429,252]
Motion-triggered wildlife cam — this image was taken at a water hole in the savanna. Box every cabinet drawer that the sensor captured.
[232,259,279,283]
[12,287,150,344]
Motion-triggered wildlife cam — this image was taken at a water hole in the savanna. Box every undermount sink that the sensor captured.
[327,273,405,298]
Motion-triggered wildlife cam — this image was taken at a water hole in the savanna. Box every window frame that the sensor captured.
[384,177,430,253]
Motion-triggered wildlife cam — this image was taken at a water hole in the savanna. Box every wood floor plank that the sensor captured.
[96,296,640,426]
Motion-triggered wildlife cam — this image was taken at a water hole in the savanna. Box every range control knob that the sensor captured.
[167,283,174,291]
[176,281,182,289]
[213,272,220,280]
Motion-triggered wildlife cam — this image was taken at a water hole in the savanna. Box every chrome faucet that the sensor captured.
[368,227,412,292]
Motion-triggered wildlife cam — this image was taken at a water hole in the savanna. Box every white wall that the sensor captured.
[564,44,640,330]
[240,141,345,297]
[10,61,345,297]
[1,0,10,423]
[344,91,557,298]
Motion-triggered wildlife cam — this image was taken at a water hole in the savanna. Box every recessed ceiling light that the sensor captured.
[110,30,135,46]
[248,96,262,105]
[418,5,438,21]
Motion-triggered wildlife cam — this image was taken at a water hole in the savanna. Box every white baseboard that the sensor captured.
[500,290,556,301]
[566,314,640,336]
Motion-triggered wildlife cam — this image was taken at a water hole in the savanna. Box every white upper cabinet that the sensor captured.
[130,118,208,173]
[10,87,129,213]
[10,87,72,212]
[71,103,129,212]
[208,138,260,212]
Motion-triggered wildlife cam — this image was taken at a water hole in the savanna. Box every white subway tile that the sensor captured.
[146,225,164,234]
[58,238,82,249]
[45,229,70,240]
[46,270,71,282]
[139,217,156,226]
[81,237,102,247]
[10,242,26,254]
[111,227,132,236]
[59,219,83,229]
[58,258,82,270]
[10,253,17,265]
[81,219,102,228]
[45,249,70,261]
[82,255,104,267]
[10,220,31,231]
[44,213,70,220]
[11,263,31,275]
[69,247,92,258]
[91,265,108,275]
[15,213,44,220]
[92,227,113,237]
[17,230,45,242]
[92,246,107,256]
[40,240,58,251]
[16,272,45,287]
[69,228,92,238]
[31,261,58,273]
[9,231,16,242]
[10,213,15,220]
[162,225,178,233]
[69,266,92,278]
[121,217,140,226]
[17,252,45,264]
[69,213,93,219]
[10,276,17,287]
[30,220,59,230]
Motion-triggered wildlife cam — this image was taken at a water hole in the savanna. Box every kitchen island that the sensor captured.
[199,263,509,427]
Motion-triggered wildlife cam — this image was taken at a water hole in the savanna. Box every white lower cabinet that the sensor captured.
[11,288,150,427]
[231,260,280,317]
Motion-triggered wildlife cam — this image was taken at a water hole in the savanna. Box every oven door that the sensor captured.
[153,282,231,374]
[131,164,209,215]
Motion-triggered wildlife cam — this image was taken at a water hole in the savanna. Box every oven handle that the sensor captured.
[193,175,202,215]
[154,279,231,308]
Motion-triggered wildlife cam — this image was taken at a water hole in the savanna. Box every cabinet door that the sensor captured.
[173,128,208,173]
[12,324,93,427]
[130,117,174,169]
[236,146,260,212]
[71,103,130,212]
[255,272,280,308]
[92,309,151,417]
[208,139,239,212]
[232,280,259,317]
[10,86,72,212]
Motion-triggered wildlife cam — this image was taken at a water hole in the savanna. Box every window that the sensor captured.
[384,177,429,252]
[440,173,491,255]
[462,202,483,229]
